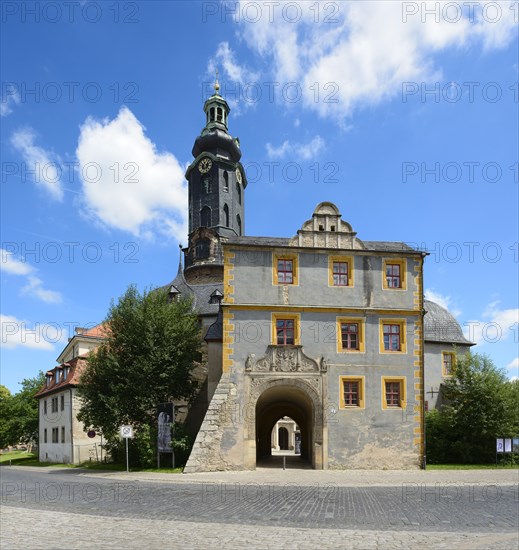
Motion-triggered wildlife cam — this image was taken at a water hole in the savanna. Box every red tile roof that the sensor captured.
[34,355,89,398]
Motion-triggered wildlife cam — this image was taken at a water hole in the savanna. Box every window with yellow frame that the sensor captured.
[382,258,407,290]
[271,313,301,345]
[273,252,299,285]
[336,317,365,353]
[328,255,354,287]
[381,376,406,409]
[339,376,365,409]
[379,319,407,353]
[442,351,455,376]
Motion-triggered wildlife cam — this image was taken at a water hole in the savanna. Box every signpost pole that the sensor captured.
[126,437,129,473]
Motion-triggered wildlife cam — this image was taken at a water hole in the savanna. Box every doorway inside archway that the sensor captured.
[255,385,314,469]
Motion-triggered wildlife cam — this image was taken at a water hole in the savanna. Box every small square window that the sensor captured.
[340,376,365,409]
[382,377,406,409]
[333,262,349,286]
[328,256,353,287]
[277,259,293,284]
[383,324,401,351]
[383,259,406,290]
[276,319,295,345]
[341,323,359,350]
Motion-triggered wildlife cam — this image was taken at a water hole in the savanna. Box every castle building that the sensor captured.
[36,81,473,467]
[167,82,474,471]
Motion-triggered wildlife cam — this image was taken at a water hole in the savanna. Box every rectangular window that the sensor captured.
[44,429,47,443]
[61,426,65,443]
[333,262,348,286]
[386,263,401,288]
[344,381,359,406]
[383,324,401,351]
[52,427,59,443]
[55,371,60,384]
[60,395,65,411]
[442,352,455,376]
[272,313,300,346]
[277,259,293,284]
[273,253,298,285]
[339,376,365,409]
[385,381,401,406]
[328,255,353,287]
[382,377,406,410]
[51,397,58,413]
[43,400,47,415]
[341,323,359,350]
[383,259,406,290]
[276,319,295,345]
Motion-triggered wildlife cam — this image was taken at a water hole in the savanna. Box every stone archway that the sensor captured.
[245,376,326,469]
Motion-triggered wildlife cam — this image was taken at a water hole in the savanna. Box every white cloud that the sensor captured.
[506,357,519,370]
[76,107,187,240]
[1,248,32,276]
[208,42,261,114]
[1,89,20,117]
[266,135,325,161]
[10,127,63,201]
[21,276,63,305]
[463,301,519,345]
[0,248,63,304]
[424,288,461,317]
[1,314,57,351]
[226,0,518,120]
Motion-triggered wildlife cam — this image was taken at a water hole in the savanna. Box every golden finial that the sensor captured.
[214,68,220,94]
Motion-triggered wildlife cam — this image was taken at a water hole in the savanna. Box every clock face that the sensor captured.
[236,169,242,184]
[198,158,212,174]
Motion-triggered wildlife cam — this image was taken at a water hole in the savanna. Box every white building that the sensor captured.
[35,325,105,464]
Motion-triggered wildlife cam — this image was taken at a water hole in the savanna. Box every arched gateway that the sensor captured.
[243,347,328,470]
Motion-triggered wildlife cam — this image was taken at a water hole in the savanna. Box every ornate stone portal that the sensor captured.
[245,345,328,373]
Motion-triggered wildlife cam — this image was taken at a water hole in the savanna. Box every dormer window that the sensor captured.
[209,289,224,304]
[55,371,60,384]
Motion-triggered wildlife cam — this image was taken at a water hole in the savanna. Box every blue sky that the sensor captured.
[1,1,518,392]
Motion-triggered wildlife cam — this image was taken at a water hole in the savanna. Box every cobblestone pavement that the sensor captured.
[1,467,518,549]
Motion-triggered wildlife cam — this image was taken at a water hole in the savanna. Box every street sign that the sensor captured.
[120,425,133,438]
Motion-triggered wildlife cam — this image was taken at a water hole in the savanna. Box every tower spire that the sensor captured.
[177,243,183,275]
[214,68,220,95]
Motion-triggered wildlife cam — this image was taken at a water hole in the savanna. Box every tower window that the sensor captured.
[237,214,242,235]
[223,171,229,192]
[195,239,210,259]
[200,206,211,227]
[224,204,230,227]
[210,107,215,122]
[331,225,336,232]
[236,181,242,204]
[217,107,222,122]
[319,225,324,231]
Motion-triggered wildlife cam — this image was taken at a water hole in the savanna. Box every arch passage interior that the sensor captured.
[255,385,314,466]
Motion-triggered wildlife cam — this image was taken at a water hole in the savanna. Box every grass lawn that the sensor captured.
[427,463,518,470]
[0,452,183,472]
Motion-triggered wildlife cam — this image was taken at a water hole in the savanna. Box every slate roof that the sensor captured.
[224,236,422,253]
[424,299,474,345]
[161,264,223,317]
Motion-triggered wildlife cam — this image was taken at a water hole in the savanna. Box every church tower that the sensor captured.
[184,74,247,283]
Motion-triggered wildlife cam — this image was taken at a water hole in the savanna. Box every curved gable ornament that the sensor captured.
[245,346,326,373]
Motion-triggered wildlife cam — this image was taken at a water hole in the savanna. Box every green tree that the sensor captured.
[0,373,45,450]
[77,285,202,466]
[426,352,518,464]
